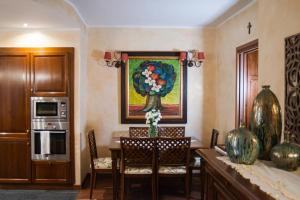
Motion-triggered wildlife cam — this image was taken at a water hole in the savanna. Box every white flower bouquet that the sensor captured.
[145,109,162,137]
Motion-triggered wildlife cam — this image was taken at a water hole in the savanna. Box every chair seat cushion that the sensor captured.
[159,166,186,174]
[124,166,153,174]
[93,157,112,169]
[192,157,201,167]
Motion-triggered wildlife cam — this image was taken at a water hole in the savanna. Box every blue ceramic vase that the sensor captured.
[225,124,259,165]
[270,132,300,171]
[250,85,282,160]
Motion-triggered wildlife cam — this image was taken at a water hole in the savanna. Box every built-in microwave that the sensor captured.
[31,97,68,121]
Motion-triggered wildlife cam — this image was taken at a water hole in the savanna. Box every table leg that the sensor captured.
[111,150,118,200]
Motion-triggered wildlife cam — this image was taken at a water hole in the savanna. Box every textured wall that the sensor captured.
[215,0,300,141]
[215,2,258,140]
[86,27,217,157]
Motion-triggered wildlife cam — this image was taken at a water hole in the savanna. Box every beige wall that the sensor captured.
[215,2,258,140]
[258,0,300,120]
[86,27,217,157]
[0,30,85,185]
[215,0,300,141]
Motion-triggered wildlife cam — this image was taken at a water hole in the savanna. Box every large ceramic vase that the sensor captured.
[250,85,282,160]
[225,124,259,165]
[270,132,299,171]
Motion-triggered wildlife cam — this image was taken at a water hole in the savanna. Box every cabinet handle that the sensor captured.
[26,129,30,133]
[30,88,33,92]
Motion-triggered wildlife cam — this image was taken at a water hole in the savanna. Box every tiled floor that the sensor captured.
[77,174,201,200]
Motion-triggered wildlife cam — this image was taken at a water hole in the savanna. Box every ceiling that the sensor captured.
[0,0,80,29]
[0,0,254,29]
[67,0,254,27]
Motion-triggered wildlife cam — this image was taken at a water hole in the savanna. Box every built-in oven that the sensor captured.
[31,122,69,161]
[31,97,68,122]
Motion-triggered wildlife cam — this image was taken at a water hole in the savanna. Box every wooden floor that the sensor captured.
[77,174,201,200]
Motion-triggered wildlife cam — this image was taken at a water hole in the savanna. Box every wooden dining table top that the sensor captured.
[108,136,210,150]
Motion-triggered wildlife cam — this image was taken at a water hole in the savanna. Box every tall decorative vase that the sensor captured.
[250,85,282,160]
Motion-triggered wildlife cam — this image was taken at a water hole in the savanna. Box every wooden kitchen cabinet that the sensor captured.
[0,48,74,186]
[31,50,70,96]
[0,52,31,183]
[32,161,71,184]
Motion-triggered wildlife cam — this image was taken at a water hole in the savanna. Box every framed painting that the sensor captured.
[121,51,187,124]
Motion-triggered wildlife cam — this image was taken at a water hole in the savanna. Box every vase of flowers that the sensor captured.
[145,109,162,137]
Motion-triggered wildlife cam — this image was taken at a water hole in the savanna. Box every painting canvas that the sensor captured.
[121,52,187,123]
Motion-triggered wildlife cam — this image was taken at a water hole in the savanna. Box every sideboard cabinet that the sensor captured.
[197,149,274,200]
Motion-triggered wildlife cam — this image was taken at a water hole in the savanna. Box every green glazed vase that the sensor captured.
[148,125,158,137]
[250,85,282,160]
[225,124,259,165]
[270,133,299,171]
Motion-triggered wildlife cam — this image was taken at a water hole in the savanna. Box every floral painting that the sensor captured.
[121,52,187,123]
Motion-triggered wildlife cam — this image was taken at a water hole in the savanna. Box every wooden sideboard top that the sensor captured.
[197,149,275,200]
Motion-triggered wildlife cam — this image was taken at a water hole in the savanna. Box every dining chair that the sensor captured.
[129,127,149,138]
[158,126,185,138]
[87,129,113,199]
[157,137,191,199]
[120,137,157,200]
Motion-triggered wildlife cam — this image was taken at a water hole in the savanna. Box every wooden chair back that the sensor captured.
[157,137,191,166]
[210,129,219,148]
[158,126,185,138]
[129,127,149,138]
[120,137,156,170]
[88,129,98,170]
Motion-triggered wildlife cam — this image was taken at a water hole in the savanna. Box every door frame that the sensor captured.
[235,39,258,128]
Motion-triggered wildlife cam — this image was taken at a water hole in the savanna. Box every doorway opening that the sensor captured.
[236,39,258,128]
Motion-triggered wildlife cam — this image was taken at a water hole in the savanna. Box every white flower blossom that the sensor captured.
[145,109,162,126]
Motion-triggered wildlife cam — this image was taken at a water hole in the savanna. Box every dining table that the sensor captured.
[108,136,210,200]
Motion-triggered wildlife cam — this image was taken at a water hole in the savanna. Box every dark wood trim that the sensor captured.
[121,51,187,124]
[235,40,258,128]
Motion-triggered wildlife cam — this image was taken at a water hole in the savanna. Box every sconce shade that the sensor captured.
[121,53,128,62]
[104,51,112,60]
[180,52,187,61]
[198,52,205,60]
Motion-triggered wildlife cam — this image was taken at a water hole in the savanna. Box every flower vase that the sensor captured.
[148,125,158,137]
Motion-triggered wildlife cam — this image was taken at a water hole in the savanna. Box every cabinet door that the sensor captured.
[0,53,30,132]
[31,52,69,96]
[32,161,70,184]
[0,52,31,183]
[0,138,31,183]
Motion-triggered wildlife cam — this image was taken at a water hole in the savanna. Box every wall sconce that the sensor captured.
[104,51,128,68]
[180,50,205,67]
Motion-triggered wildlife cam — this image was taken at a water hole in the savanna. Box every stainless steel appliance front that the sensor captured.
[31,122,70,161]
[31,97,68,122]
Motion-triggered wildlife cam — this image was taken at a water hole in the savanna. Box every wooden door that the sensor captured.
[236,40,259,128]
[31,51,69,96]
[245,50,258,126]
[0,52,31,182]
